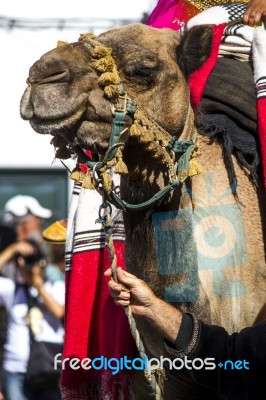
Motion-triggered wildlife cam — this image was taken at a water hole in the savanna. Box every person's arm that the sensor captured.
[243,0,266,27]
[31,265,64,319]
[0,241,35,269]
[105,267,266,363]
[105,267,266,397]
[105,267,182,343]
[105,267,199,357]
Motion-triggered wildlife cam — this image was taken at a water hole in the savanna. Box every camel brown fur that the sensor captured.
[20,23,266,399]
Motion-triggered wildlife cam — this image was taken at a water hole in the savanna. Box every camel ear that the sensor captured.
[176,25,213,78]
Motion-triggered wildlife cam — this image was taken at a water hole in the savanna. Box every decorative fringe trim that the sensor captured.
[130,122,142,138]
[188,157,203,177]
[82,173,95,189]
[79,32,96,41]
[104,85,121,99]
[69,165,96,189]
[92,45,112,59]
[79,33,121,101]
[101,171,113,194]
[115,149,128,175]
[106,159,117,168]
[69,166,86,182]
[98,72,119,86]
[130,108,173,168]
[61,371,134,400]
[57,40,68,47]
[92,57,115,73]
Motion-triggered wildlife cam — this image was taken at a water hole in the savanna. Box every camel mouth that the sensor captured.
[30,102,87,137]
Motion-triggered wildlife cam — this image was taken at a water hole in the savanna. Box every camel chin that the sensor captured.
[29,106,85,136]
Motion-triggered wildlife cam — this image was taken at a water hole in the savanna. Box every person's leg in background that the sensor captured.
[2,370,28,400]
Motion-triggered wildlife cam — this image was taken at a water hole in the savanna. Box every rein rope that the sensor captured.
[56,32,202,399]
[98,205,165,399]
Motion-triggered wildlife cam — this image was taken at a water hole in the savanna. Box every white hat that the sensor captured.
[3,195,52,221]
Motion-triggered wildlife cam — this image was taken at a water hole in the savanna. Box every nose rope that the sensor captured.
[97,202,165,400]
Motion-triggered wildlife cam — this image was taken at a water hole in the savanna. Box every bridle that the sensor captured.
[70,34,200,212]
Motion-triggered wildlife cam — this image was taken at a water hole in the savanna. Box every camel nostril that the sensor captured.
[28,66,71,86]
[36,69,70,85]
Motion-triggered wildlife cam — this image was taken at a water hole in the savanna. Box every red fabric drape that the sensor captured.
[189,24,226,111]
[62,242,136,395]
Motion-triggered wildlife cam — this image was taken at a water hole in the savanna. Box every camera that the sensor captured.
[20,239,46,269]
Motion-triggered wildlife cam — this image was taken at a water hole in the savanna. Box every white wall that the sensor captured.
[0,0,155,170]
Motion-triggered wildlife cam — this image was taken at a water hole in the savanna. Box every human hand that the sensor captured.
[31,264,44,288]
[243,0,266,27]
[105,267,182,342]
[0,390,4,400]
[0,240,36,270]
[104,267,158,318]
[10,240,35,258]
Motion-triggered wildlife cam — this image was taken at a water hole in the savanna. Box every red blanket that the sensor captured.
[61,183,136,399]
[186,6,266,187]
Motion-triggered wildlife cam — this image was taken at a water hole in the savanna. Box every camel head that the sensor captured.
[20,24,212,160]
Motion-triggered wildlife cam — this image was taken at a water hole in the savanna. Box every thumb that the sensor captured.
[117,267,138,288]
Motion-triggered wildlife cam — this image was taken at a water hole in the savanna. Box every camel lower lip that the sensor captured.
[30,106,86,135]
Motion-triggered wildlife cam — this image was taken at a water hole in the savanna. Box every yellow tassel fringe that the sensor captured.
[188,158,203,177]
[79,32,95,41]
[57,40,68,47]
[98,72,120,86]
[82,173,95,189]
[92,57,114,73]
[92,46,112,59]
[70,166,86,182]
[101,172,113,194]
[115,153,128,174]
[104,85,120,99]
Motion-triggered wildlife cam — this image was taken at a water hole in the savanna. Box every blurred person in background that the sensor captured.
[1,195,52,281]
[0,197,65,400]
[23,243,65,400]
[0,225,18,400]
[0,225,39,399]
[2,195,52,242]
[0,239,65,400]
[0,226,40,400]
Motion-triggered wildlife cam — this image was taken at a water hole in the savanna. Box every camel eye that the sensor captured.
[124,65,154,79]
[123,60,161,88]
[125,65,154,78]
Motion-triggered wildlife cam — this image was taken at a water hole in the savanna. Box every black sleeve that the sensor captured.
[164,314,266,399]
[174,312,194,351]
